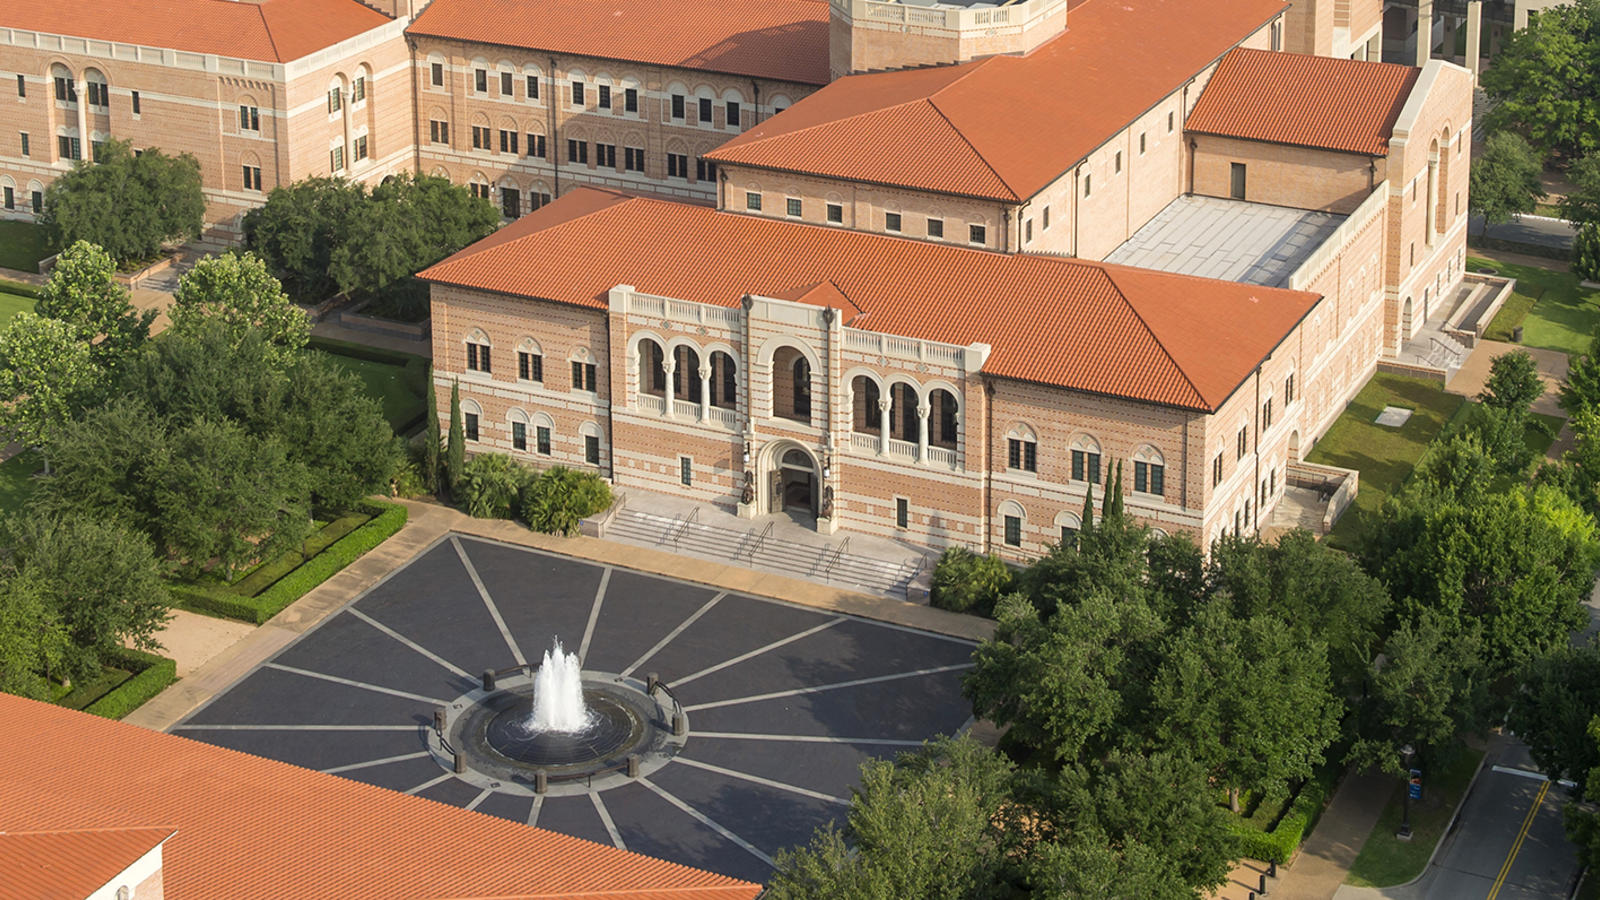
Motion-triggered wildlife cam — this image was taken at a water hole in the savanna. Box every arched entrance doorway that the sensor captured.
[1288,429,1301,462]
[778,447,816,515]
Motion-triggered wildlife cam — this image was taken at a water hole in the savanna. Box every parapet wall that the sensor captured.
[829,0,1067,77]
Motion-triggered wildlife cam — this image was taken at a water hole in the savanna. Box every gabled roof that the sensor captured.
[705,0,1289,201]
[0,0,392,63]
[0,694,762,900]
[4,827,174,899]
[407,0,830,85]
[1186,48,1420,155]
[420,189,1319,412]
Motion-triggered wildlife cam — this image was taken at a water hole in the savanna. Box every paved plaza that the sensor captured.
[172,533,977,881]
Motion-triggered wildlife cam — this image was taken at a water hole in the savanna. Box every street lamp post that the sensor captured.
[1396,743,1415,840]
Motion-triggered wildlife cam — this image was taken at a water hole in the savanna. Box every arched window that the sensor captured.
[1070,435,1101,484]
[672,344,702,403]
[1007,423,1037,474]
[1132,445,1165,497]
[531,412,554,455]
[507,407,531,452]
[1054,510,1082,547]
[771,346,811,423]
[50,64,77,105]
[851,375,880,434]
[637,338,665,397]
[1,175,15,212]
[929,388,959,449]
[426,52,448,90]
[463,327,491,374]
[516,337,543,382]
[83,68,108,109]
[579,421,603,465]
[461,398,483,442]
[889,382,919,442]
[709,351,737,409]
[999,500,1026,547]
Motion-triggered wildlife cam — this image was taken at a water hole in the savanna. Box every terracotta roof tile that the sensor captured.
[421,189,1318,411]
[407,0,829,85]
[3,827,174,899]
[1186,48,1420,155]
[0,0,392,63]
[0,695,762,900]
[706,0,1289,200]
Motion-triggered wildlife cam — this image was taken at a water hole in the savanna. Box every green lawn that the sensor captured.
[0,450,43,515]
[316,349,427,434]
[0,220,50,273]
[1346,748,1485,888]
[1307,373,1467,549]
[1477,256,1600,356]
[0,290,35,327]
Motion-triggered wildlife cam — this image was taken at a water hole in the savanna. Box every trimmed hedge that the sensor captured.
[174,501,408,624]
[83,647,176,720]
[308,335,426,368]
[1227,775,1332,864]
[0,278,41,298]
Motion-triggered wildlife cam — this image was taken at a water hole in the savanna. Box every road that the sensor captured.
[1471,215,1577,253]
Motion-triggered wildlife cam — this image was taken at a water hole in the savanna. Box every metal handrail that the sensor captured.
[743,521,774,560]
[820,537,851,581]
[666,507,699,548]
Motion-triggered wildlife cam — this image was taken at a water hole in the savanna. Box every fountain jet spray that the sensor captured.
[529,639,592,733]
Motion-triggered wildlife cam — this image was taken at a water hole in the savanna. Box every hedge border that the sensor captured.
[83,646,176,720]
[174,500,408,624]
[0,278,41,298]
[1226,775,1333,864]
[309,335,427,368]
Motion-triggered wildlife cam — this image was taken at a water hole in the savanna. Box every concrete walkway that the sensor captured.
[126,498,992,733]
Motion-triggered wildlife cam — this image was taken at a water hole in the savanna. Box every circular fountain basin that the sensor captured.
[484,690,642,768]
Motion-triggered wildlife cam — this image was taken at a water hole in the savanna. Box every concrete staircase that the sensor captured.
[605,508,927,599]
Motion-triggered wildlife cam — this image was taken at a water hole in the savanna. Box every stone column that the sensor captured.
[1465,0,1483,79]
[877,398,891,457]
[75,78,88,160]
[1416,0,1433,67]
[698,363,712,422]
[663,357,676,417]
[916,402,930,462]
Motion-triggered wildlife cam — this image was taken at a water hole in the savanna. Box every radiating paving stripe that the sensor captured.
[321,750,433,775]
[453,536,526,666]
[692,731,926,747]
[346,607,472,678]
[264,662,448,706]
[683,662,974,712]
[591,792,628,851]
[577,566,612,664]
[674,756,849,806]
[405,772,456,795]
[527,795,543,828]
[672,617,847,687]
[639,778,775,867]
[465,787,494,812]
[621,592,726,678]
[173,724,420,732]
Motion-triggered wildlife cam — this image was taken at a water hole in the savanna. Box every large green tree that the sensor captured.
[170,251,310,363]
[1564,717,1600,869]
[38,139,204,263]
[35,240,154,366]
[1508,646,1600,783]
[240,177,367,300]
[1561,150,1600,229]
[1350,606,1487,772]
[1470,132,1548,229]
[0,313,103,450]
[0,577,69,700]
[1480,0,1600,160]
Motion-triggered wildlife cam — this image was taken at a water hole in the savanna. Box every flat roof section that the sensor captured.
[1104,195,1346,288]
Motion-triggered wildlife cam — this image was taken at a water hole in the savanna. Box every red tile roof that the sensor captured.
[1186,48,1420,155]
[705,0,1289,201]
[0,0,393,63]
[0,695,763,900]
[407,0,830,85]
[3,827,174,899]
[420,189,1319,411]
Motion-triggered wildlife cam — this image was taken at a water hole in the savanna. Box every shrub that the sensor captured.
[1226,775,1331,864]
[929,547,1013,616]
[1575,223,1600,283]
[459,453,529,518]
[520,466,613,536]
[170,582,261,621]
[83,647,176,720]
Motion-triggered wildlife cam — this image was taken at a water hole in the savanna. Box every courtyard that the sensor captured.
[171,533,977,882]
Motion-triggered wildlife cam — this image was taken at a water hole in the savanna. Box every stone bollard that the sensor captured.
[627,755,640,778]
[647,672,659,694]
[534,771,548,794]
[673,712,686,736]
[482,669,496,692]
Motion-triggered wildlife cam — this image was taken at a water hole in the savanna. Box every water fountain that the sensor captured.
[529,640,592,733]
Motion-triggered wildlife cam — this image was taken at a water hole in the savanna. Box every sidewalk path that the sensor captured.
[125,498,992,733]
[1269,771,1398,900]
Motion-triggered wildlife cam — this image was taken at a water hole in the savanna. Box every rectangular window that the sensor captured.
[328,87,341,113]
[625,146,644,172]
[474,69,487,93]
[498,129,517,153]
[3,186,12,210]
[354,135,368,161]
[501,187,520,219]
[526,74,540,99]
[671,94,685,119]
[927,217,943,238]
[86,82,107,107]
[31,190,41,213]
[585,434,600,465]
[58,135,80,160]
[625,88,638,112]
[1071,450,1101,484]
[726,100,741,128]
[500,72,512,96]
[91,140,103,162]
[131,91,140,115]
[15,74,22,98]
[54,76,75,102]
[19,133,27,157]
[571,81,585,107]
[567,139,587,164]
[464,412,479,442]
[745,191,761,211]
[826,203,843,224]
[885,212,902,232]
[472,125,490,150]
[969,224,986,245]
[1262,398,1273,429]
[1230,162,1247,200]
[1212,453,1223,486]
[680,457,693,486]
[598,85,611,109]
[1114,151,1122,174]
[1167,110,1174,132]
[1025,219,1033,242]
[1008,439,1037,473]
[698,96,712,124]
[1042,207,1050,230]
[1004,515,1022,547]
[352,76,365,102]
[1285,373,1295,405]
[536,425,551,455]
[518,351,543,382]
[695,158,715,182]
[527,133,546,158]
[786,197,802,218]
[1084,173,1092,197]
[513,421,528,451]
[1236,426,1248,459]
[1135,461,1165,496]
[1139,132,1146,154]
[466,342,491,372]
[469,182,489,200]
[596,143,616,167]
[666,153,687,178]
[896,497,909,529]
[431,62,445,86]
[572,361,597,391]
[242,165,262,191]
[430,120,449,144]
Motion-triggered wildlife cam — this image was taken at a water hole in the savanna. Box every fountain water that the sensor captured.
[529,640,592,733]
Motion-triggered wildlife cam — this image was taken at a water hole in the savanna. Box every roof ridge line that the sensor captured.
[714,89,946,154]
[921,91,1021,201]
[254,2,283,62]
[1098,266,1209,408]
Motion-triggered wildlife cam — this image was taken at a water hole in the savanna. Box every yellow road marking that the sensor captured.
[1487,778,1550,900]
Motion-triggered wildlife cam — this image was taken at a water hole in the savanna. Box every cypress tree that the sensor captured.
[1080,481,1095,535]
[424,367,441,494]
[1101,461,1114,520]
[1110,460,1125,519]
[446,379,464,495]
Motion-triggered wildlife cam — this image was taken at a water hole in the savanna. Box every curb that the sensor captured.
[1394,747,1491,890]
